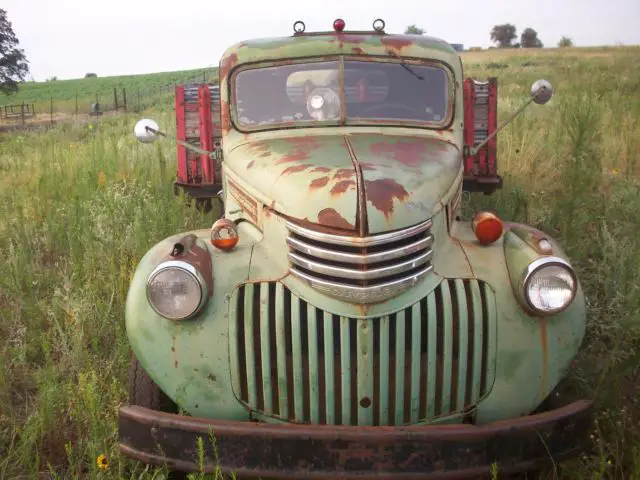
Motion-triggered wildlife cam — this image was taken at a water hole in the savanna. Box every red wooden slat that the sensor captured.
[198,84,214,184]
[175,85,188,183]
[486,78,498,177]
[463,78,476,177]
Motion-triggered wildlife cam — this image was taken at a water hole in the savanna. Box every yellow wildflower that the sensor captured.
[97,171,107,187]
[96,453,109,470]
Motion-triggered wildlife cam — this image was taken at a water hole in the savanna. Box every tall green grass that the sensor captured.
[1,67,219,117]
[0,46,639,479]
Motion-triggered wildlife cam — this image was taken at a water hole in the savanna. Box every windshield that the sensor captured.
[233,59,451,130]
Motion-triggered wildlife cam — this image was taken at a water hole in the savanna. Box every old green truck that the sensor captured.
[120,18,592,478]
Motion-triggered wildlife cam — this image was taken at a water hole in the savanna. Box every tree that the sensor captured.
[490,24,517,48]
[85,72,98,78]
[0,9,29,95]
[405,25,425,35]
[521,27,543,48]
[558,36,574,48]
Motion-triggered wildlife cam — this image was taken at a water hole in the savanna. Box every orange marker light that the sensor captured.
[472,212,503,245]
[211,219,239,250]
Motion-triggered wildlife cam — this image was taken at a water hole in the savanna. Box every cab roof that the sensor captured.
[219,20,460,72]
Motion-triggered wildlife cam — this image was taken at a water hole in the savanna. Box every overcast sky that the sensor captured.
[3,0,639,81]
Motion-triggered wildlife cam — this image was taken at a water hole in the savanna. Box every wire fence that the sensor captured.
[0,70,218,129]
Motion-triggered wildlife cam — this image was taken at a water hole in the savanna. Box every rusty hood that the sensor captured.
[226,133,461,234]
[348,133,462,234]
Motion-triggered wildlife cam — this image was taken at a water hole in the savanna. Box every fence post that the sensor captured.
[114,87,119,112]
[50,96,53,125]
[75,91,78,119]
[137,87,141,112]
[122,87,127,113]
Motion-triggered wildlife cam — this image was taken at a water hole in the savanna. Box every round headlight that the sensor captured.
[523,257,577,315]
[146,260,207,320]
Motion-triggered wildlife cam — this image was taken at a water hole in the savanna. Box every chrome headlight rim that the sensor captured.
[146,260,208,321]
[520,256,577,316]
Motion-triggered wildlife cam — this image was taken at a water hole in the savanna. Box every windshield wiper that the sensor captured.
[386,49,424,80]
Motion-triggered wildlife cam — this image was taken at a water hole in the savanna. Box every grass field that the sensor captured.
[0,67,219,117]
[0,45,639,479]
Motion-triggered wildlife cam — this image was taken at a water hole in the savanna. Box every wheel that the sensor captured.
[127,355,187,479]
[195,198,213,213]
[128,354,178,413]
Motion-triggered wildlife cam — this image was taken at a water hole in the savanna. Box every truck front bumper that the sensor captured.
[119,399,592,479]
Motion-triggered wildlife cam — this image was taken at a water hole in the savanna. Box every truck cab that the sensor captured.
[120,18,592,479]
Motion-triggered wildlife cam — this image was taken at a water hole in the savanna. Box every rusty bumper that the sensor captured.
[119,399,592,479]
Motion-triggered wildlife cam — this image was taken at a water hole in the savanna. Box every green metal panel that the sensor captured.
[440,280,453,415]
[340,316,351,425]
[357,318,375,425]
[307,304,320,423]
[410,305,422,422]
[378,315,390,425]
[259,286,272,413]
[454,279,468,412]
[323,311,335,424]
[275,282,289,418]
[243,284,257,408]
[469,280,485,402]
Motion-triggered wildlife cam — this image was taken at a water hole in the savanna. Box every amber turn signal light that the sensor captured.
[472,211,503,245]
[211,218,239,250]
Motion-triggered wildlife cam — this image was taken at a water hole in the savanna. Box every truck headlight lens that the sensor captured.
[523,257,577,315]
[147,260,208,320]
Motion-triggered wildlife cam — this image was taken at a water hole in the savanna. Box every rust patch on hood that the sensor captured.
[281,164,311,176]
[310,177,329,189]
[318,208,355,230]
[370,140,429,168]
[330,180,356,196]
[334,168,356,179]
[364,179,410,220]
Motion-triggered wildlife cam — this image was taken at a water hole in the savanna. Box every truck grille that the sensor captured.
[229,279,497,426]
[285,219,433,303]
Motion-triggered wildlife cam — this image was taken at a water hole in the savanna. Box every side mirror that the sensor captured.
[468,78,555,157]
[531,79,553,105]
[134,118,162,144]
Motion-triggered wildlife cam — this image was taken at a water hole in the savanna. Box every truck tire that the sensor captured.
[127,354,178,413]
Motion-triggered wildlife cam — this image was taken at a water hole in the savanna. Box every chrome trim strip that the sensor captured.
[286,235,433,265]
[285,219,432,247]
[290,265,433,303]
[288,250,433,280]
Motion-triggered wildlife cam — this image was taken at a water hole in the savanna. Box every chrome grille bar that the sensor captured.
[285,219,434,303]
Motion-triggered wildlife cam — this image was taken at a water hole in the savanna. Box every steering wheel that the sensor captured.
[358,102,423,117]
